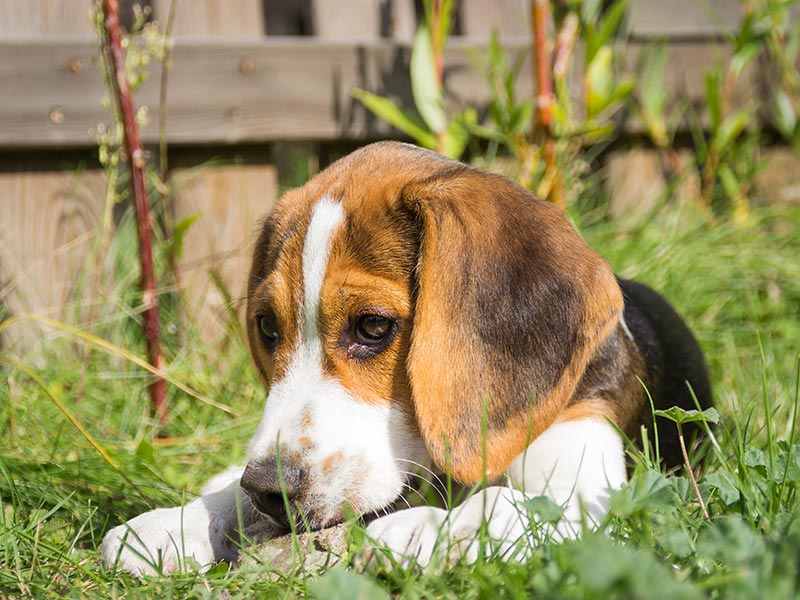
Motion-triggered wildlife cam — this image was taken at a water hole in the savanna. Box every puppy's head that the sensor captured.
[242,142,622,530]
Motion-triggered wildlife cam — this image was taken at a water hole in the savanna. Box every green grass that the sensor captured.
[1,200,799,598]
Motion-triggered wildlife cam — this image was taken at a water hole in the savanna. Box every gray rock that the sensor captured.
[237,522,350,575]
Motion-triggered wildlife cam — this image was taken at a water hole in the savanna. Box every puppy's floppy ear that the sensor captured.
[401,167,623,484]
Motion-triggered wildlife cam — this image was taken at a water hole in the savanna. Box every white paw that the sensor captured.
[365,506,448,568]
[364,488,535,568]
[101,505,236,576]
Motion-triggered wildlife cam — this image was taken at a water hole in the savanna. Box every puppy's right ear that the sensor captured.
[399,167,623,484]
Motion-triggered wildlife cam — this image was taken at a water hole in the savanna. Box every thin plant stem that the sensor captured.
[678,422,710,519]
[101,0,167,421]
[530,0,564,207]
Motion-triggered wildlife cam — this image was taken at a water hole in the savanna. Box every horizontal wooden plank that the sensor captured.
[151,0,265,39]
[0,37,741,148]
[0,0,96,37]
[626,0,740,39]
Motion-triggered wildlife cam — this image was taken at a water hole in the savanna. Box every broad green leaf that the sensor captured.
[204,561,231,577]
[654,406,720,426]
[581,0,603,25]
[641,43,669,145]
[670,475,691,502]
[608,79,636,108]
[704,70,723,131]
[411,23,446,133]
[571,534,703,599]
[523,495,565,524]
[580,120,616,144]
[657,526,694,559]
[468,122,500,141]
[775,443,800,482]
[309,567,391,600]
[165,214,199,262]
[135,437,156,465]
[596,0,628,49]
[705,471,740,505]
[711,109,751,153]
[730,40,761,79]
[642,43,668,113]
[697,516,766,565]
[586,46,614,117]
[351,88,438,149]
[442,109,476,159]
[774,89,797,138]
[718,164,742,204]
[509,100,534,134]
[744,448,768,470]
[609,470,676,516]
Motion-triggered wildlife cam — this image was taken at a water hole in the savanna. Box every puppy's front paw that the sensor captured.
[101,505,235,576]
[363,488,536,569]
[364,506,448,568]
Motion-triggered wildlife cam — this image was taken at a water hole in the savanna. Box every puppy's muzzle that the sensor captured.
[240,457,306,529]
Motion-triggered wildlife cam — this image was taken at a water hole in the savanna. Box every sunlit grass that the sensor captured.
[1,199,799,598]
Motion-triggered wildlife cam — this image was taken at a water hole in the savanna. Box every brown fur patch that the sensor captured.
[556,398,615,424]
[299,406,314,431]
[321,451,345,477]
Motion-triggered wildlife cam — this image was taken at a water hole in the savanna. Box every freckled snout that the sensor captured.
[240,457,307,529]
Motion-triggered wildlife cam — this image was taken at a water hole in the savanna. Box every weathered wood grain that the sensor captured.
[0,168,106,346]
[312,0,382,39]
[461,0,530,38]
[0,38,745,148]
[0,0,96,38]
[171,162,277,341]
[152,0,265,38]
[627,0,740,38]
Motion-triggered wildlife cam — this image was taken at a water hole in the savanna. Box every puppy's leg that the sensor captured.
[365,418,626,567]
[101,467,277,575]
[506,417,627,538]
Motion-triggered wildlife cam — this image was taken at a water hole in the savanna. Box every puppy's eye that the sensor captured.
[258,315,280,350]
[355,314,394,345]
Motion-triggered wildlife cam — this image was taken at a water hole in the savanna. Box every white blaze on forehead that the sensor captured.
[247,195,345,459]
[246,193,429,515]
[301,196,344,339]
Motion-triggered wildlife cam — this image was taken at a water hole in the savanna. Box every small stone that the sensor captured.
[238,522,350,576]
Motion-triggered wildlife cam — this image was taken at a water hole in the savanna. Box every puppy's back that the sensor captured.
[619,279,713,468]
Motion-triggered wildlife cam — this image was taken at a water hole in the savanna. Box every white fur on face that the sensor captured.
[247,196,428,526]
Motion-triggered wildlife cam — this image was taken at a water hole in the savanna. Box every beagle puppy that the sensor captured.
[101,142,711,574]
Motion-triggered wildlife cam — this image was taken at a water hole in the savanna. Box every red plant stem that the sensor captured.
[531,0,564,207]
[532,0,553,132]
[102,0,167,420]
[679,424,710,519]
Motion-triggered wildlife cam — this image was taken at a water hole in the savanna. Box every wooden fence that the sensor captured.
[0,0,794,350]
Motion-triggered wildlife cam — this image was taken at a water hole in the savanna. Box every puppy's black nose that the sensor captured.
[240,457,307,528]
